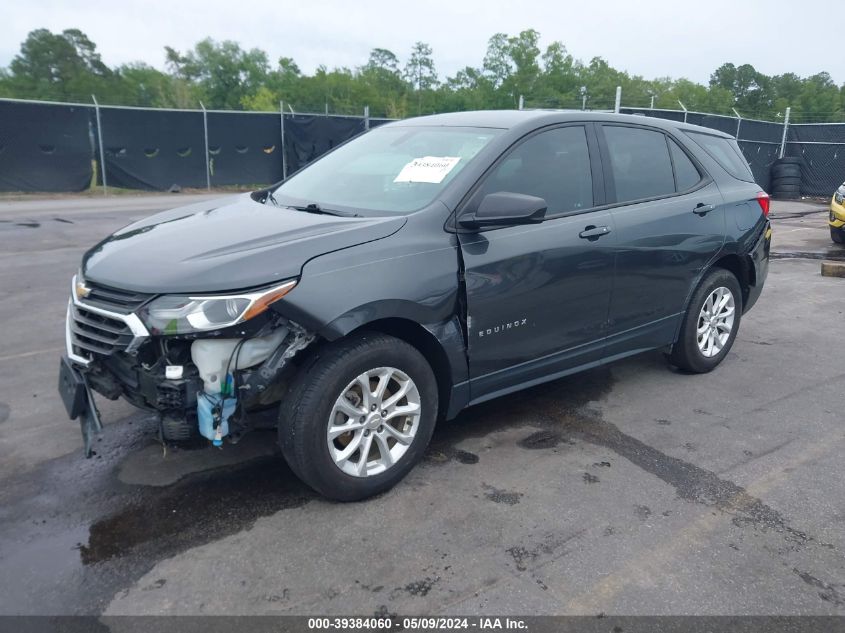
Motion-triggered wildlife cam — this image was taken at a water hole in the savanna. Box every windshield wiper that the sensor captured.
[286,203,359,218]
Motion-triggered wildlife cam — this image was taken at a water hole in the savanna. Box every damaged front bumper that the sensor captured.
[59,276,314,456]
[58,355,103,456]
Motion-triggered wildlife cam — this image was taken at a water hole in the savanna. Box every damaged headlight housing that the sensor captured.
[138,280,297,335]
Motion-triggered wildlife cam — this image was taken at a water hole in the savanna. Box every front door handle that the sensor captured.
[579,225,612,240]
[693,203,715,216]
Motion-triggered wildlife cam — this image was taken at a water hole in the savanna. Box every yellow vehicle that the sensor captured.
[832,182,845,244]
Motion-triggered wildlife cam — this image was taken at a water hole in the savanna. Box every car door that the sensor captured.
[596,123,726,358]
[457,124,616,401]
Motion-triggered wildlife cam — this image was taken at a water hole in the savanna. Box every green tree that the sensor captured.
[242,57,303,111]
[710,62,773,116]
[5,28,118,101]
[438,66,492,111]
[795,72,842,122]
[116,63,194,108]
[482,33,511,94]
[481,30,542,107]
[539,41,579,105]
[364,48,401,78]
[360,48,407,117]
[505,29,541,103]
[165,38,269,109]
[2,26,845,123]
[404,42,437,114]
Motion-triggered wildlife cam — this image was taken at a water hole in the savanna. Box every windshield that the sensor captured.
[273,126,502,214]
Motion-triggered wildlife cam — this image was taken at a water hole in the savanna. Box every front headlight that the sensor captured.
[138,280,297,335]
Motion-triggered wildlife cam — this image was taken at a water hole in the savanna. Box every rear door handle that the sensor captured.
[693,203,715,216]
[579,225,612,240]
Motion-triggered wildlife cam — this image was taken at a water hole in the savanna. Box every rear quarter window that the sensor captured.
[685,131,754,183]
[668,138,702,191]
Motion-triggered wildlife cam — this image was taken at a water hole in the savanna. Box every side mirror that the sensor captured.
[459,192,547,229]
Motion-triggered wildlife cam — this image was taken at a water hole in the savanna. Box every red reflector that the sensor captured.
[756,192,770,216]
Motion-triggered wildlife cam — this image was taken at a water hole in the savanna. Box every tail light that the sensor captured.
[755,191,770,217]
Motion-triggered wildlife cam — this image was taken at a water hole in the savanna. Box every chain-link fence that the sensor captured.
[786,123,845,197]
[0,97,391,193]
[1,95,844,195]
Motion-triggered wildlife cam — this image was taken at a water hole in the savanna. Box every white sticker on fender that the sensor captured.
[393,156,461,183]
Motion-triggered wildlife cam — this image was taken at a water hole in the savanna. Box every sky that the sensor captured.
[1,0,841,86]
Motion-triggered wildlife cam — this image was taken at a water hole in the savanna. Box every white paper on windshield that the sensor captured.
[393,156,461,184]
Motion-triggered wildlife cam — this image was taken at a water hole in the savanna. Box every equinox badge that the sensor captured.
[478,318,528,337]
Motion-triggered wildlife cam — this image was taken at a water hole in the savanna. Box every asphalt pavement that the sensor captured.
[1,194,844,616]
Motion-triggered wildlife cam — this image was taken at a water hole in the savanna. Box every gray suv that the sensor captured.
[59,111,771,500]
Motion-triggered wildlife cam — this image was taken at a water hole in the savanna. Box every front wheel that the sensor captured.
[831,226,845,244]
[669,268,743,373]
[278,332,438,501]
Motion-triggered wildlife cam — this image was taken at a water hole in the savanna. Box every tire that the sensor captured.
[278,332,438,501]
[771,176,801,188]
[772,163,801,178]
[772,185,801,199]
[832,226,845,244]
[771,164,801,179]
[776,156,803,165]
[669,268,743,373]
[773,184,800,194]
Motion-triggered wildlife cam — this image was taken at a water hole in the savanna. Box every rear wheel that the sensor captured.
[669,269,743,373]
[278,332,438,501]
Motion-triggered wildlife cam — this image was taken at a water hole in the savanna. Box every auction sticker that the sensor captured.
[394,156,461,183]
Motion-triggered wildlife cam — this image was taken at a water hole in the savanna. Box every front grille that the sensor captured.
[80,280,152,314]
[69,303,134,357]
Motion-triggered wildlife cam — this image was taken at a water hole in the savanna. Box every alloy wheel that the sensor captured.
[696,286,736,358]
[326,367,422,477]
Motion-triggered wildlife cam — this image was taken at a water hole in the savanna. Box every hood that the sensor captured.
[82,193,406,294]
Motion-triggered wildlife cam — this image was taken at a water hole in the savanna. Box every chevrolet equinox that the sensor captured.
[59,111,771,500]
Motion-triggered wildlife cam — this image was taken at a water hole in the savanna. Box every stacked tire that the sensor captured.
[770,157,802,199]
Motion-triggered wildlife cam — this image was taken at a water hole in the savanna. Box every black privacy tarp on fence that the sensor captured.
[283,114,366,174]
[620,108,686,123]
[0,100,93,192]
[686,113,738,136]
[736,120,784,193]
[11,98,842,197]
[737,141,780,193]
[208,111,282,186]
[738,119,783,144]
[787,124,845,196]
[97,107,206,190]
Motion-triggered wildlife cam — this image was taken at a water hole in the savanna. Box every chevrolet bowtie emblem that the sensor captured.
[75,280,92,300]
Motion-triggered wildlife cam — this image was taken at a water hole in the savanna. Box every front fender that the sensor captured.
[268,219,467,388]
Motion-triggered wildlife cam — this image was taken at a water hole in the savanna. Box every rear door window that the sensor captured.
[603,126,675,203]
[685,131,755,182]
